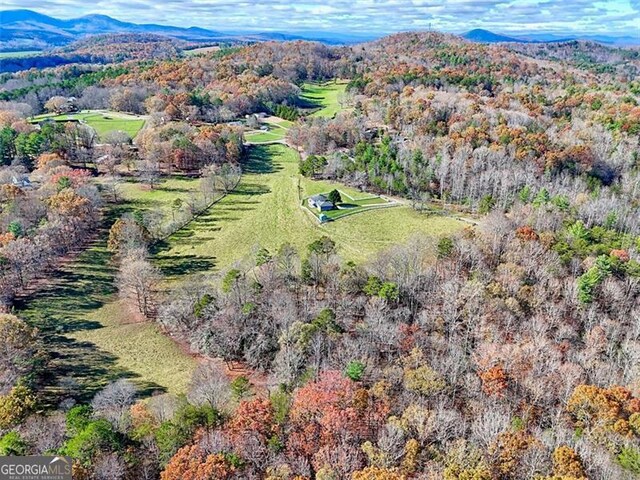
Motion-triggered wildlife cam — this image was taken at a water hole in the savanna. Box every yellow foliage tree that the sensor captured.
[0,385,36,429]
[402,348,447,397]
[552,445,586,479]
[352,466,406,480]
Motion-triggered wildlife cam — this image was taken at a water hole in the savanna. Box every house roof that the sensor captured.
[310,194,329,203]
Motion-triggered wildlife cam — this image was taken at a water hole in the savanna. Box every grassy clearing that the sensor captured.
[300,81,349,118]
[156,145,465,269]
[245,127,286,143]
[183,45,220,56]
[30,110,146,140]
[16,207,196,405]
[17,141,461,404]
[301,177,379,201]
[114,176,201,217]
[268,118,294,129]
[0,50,42,58]
[244,116,292,144]
[15,144,464,405]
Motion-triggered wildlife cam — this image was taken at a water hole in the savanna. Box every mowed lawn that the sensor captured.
[115,176,201,217]
[31,110,146,140]
[244,129,286,143]
[244,119,290,144]
[156,144,465,269]
[300,81,349,118]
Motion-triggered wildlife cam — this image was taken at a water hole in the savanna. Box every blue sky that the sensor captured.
[5,0,640,35]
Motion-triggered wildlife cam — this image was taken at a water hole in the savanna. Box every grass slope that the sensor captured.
[155,144,465,269]
[31,110,146,140]
[17,147,460,403]
[115,176,201,217]
[17,206,197,404]
[245,120,290,144]
[183,46,220,56]
[300,81,349,118]
[244,130,285,143]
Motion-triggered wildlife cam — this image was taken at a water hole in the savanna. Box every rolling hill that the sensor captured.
[463,28,638,46]
[0,9,373,51]
[463,28,525,43]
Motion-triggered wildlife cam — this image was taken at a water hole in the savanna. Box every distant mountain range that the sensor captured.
[0,10,637,53]
[463,28,639,46]
[0,9,375,51]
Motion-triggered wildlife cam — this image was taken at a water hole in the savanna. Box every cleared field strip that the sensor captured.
[30,109,147,139]
[157,144,466,267]
[299,81,349,118]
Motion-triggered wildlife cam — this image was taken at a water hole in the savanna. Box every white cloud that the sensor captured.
[3,0,639,35]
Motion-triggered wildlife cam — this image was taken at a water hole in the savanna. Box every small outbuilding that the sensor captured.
[11,176,33,189]
[308,194,334,211]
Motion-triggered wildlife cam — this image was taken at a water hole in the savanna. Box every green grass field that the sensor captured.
[245,130,284,143]
[269,118,294,128]
[303,187,394,221]
[31,110,146,140]
[302,177,380,200]
[15,177,206,404]
[155,145,465,269]
[300,81,349,118]
[245,122,288,143]
[16,207,196,405]
[115,176,201,217]
[0,50,42,58]
[16,145,463,404]
[183,45,220,56]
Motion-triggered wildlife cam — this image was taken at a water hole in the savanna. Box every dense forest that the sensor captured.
[0,30,640,479]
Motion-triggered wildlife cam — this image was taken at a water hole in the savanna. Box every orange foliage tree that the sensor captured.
[161,444,236,480]
[287,371,388,464]
[479,365,509,398]
[567,384,640,437]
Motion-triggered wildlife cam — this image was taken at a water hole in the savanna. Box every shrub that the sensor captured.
[193,294,213,318]
[345,361,366,381]
[0,385,36,429]
[0,431,28,455]
[619,447,640,475]
[378,282,400,302]
[61,419,120,465]
[231,376,251,400]
[437,237,454,258]
[221,269,241,294]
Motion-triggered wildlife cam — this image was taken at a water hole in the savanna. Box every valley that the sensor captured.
[0,10,639,479]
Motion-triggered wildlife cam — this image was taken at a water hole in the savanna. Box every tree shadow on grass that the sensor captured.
[154,253,217,277]
[15,221,167,407]
[154,185,194,194]
[235,183,271,196]
[296,95,324,109]
[243,145,283,174]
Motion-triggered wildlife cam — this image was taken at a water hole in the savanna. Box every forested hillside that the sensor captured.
[0,31,639,479]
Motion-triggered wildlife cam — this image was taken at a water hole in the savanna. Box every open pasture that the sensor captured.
[31,110,146,139]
